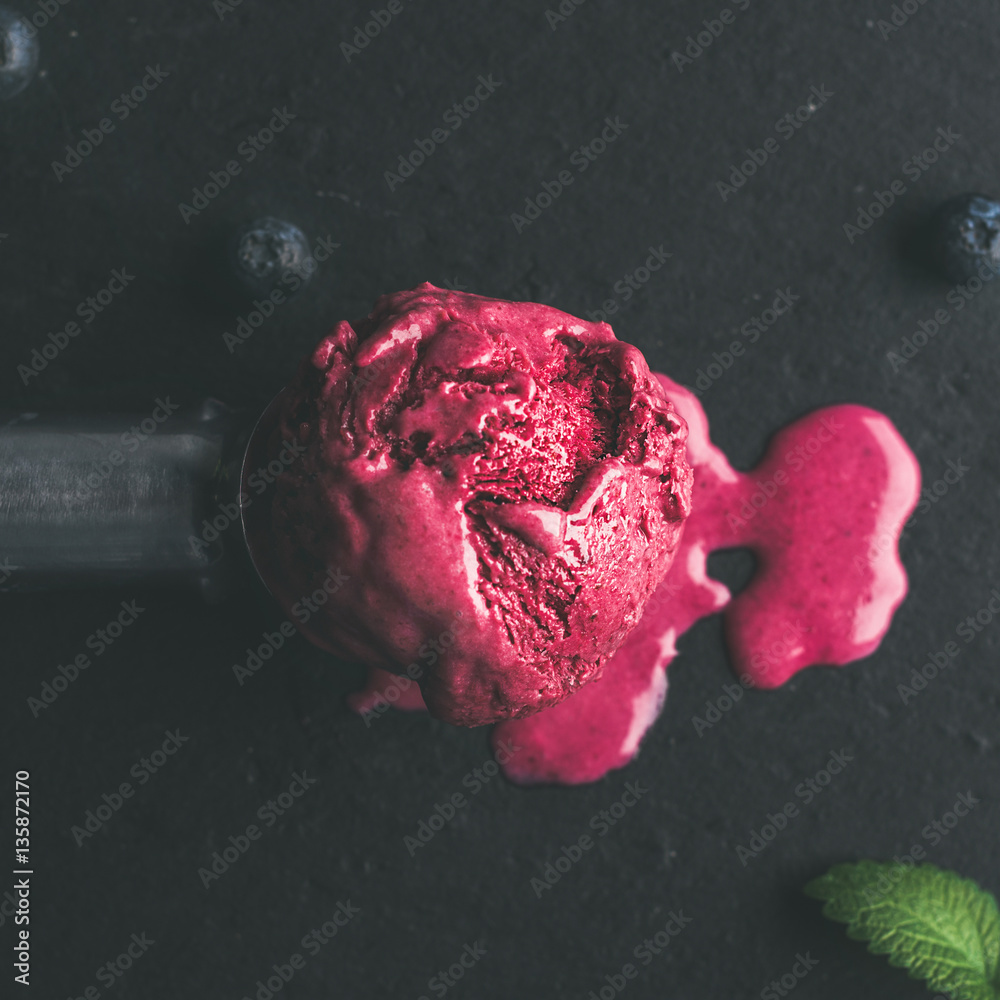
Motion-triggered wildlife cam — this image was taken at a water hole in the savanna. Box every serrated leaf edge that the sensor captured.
[806,863,1000,1000]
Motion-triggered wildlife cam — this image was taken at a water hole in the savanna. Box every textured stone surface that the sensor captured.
[1,1,998,997]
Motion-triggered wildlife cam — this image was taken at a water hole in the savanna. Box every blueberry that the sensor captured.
[930,193,1000,283]
[0,7,39,100]
[231,217,311,295]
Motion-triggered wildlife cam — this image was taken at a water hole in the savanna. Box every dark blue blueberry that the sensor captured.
[931,193,1000,283]
[231,217,311,295]
[0,7,39,100]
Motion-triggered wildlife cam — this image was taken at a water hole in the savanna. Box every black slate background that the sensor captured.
[2,1,999,998]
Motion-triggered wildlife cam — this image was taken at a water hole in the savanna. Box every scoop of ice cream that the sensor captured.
[254,283,692,726]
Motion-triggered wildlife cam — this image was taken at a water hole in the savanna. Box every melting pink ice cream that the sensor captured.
[254,284,692,727]
[351,374,921,785]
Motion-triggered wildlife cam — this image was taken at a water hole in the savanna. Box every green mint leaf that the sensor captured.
[805,862,1000,1000]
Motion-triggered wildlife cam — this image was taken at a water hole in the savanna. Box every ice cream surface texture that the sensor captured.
[354,375,921,785]
[256,283,693,725]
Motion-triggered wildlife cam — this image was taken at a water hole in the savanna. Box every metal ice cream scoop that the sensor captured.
[0,395,285,601]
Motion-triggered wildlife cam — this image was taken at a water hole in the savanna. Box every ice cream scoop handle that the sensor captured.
[0,400,248,600]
